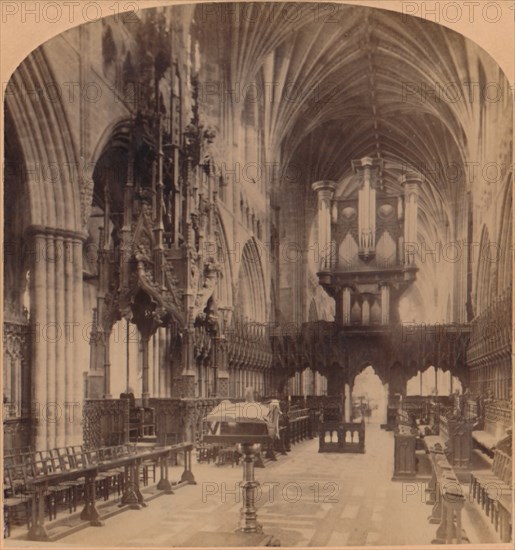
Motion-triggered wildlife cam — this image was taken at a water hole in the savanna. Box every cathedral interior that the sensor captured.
[2,2,513,547]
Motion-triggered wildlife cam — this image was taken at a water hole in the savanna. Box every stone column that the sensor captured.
[64,239,75,444]
[45,233,57,448]
[141,334,150,408]
[152,332,158,397]
[54,234,66,448]
[103,335,112,399]
[312,181,336,270]
[70,235,84,446]
[344,384,351,422]
[30,232,48,451]
[159,327,169,398]
[27,227,85,450]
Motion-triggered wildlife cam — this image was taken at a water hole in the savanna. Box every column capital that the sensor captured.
[399,171,424,188]
[311,180,336,196]
[25,225,88,243]
[351,157,383,172]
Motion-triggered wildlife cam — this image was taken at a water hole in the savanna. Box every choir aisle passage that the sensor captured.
[4,425,499,548]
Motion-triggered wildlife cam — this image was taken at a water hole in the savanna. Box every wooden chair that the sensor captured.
[98,447,126,497]
[55,448,85,512]
[41,450,76,517]
[82,449,111,502]
[3,466,32,538]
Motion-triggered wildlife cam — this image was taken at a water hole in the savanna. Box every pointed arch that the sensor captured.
[213,213,234,309]
[496,174,512,294]
[5,48,82,231]
[235,238,267,323]
[475,225,492,315]
[308,298,318,322]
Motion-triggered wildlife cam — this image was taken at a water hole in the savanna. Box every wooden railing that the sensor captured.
[289,395,340,428]
[318,420,365,453]
[263,405,312,461]
[287,408,311,444]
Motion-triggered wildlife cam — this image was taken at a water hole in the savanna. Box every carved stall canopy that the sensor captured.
[272,320,471,389]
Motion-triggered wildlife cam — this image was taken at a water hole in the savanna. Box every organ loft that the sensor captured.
[2,2,512,547]
[314,158,420,328]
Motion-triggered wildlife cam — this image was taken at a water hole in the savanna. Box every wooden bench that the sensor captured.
[425,441,468,544]
[3,442,196,539]
[470,433,512,542]
[24,443,196,540]
[4,447,85,535]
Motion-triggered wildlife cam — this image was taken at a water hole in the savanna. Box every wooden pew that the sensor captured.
[288,407,311,445]
[425,441,468,544]
[470,433,512,542]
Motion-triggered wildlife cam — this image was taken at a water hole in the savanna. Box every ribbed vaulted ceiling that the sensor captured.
[196,2,507,191]
[193,2,511,322]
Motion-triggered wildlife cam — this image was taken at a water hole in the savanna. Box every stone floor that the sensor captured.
[5,421,504,548]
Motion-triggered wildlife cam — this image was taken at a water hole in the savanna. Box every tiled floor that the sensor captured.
[5,422,503,548]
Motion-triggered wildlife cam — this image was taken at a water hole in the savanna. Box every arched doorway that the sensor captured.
[352,366,388,424]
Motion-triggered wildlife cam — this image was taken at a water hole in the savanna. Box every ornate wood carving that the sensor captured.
[82,399,129,449]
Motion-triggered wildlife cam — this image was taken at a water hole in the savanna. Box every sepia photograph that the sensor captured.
[1,1,513,548]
